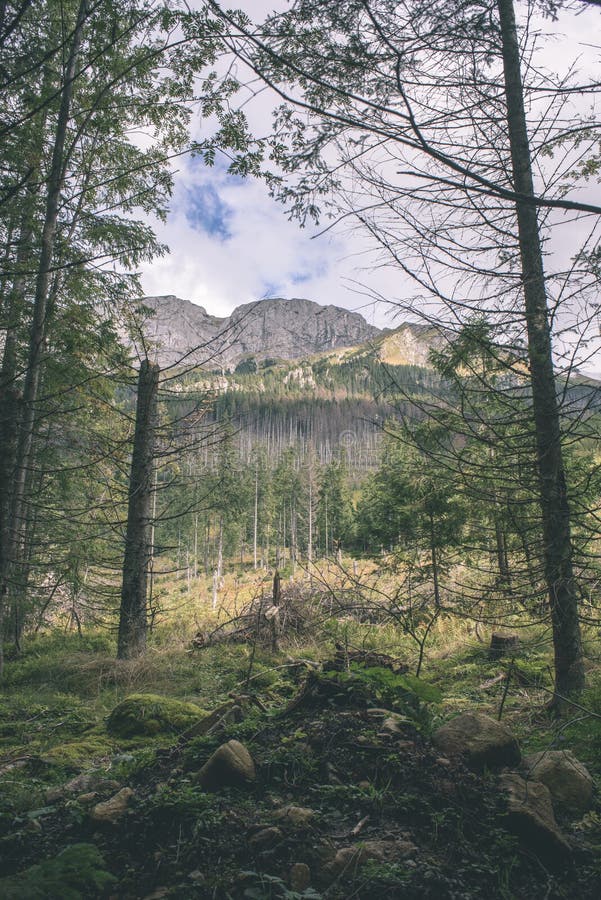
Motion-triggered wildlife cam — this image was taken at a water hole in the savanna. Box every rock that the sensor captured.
[66,773,120,795]
[188,870,205,883]
[272,805,316,827]
[107,694,207,737]
[432,712,521,770]
[360,839,418,863]
[196,740,256,790]
[290,863,311,891]
[77,792,99,805]
[90,787,134,825]
[522,750,593,819]
[248,827,282,850]
[381,714,407,735]
[46,773,120,804]
[499,773,571,863]
[324,839,418,876]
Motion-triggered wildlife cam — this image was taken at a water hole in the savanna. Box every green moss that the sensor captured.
[42,730,115,768]
[106,693,207,738]
[0,843,115,899]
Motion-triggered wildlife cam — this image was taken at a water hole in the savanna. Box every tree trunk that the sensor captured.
[429,512,441,609]
[0,0,88,674]
[117,360,159,660]
[253,466,258,569]
[497,0,584,701]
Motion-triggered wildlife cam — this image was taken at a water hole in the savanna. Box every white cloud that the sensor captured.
[140,1,601,368]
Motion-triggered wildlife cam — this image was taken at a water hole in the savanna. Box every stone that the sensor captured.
[46,774,120,804]
[196,740,256,790]
[381,714,407,735]
[248,827,282,850]
[107,694,207,738]
[90,787,134,825]
[290,863,311,892]
[324,839,418,876]
[432,712,521,770]
[499,772,571,863]
[272,805,316,827]
[522,750,593,819]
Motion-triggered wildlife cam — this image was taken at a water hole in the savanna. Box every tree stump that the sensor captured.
[489,632,519,659]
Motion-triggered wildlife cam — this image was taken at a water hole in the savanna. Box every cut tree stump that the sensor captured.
[489,632,519,659]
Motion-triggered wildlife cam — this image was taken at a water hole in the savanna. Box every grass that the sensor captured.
[1,560,600,832]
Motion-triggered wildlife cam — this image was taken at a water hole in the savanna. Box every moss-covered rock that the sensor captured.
[106,694,207,738]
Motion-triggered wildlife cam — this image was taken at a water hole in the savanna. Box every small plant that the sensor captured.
[319,663,441,731]
[0,843,115,899]
[145,782,223,836]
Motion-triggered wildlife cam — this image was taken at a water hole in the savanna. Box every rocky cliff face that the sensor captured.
[136,295,382,369]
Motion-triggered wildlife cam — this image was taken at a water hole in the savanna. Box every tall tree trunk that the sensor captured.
[497,0,584,702]
[117,360,159,660]
[429,512,441,609]
[217,516,223,580]
[253,466,258,569]
[308,475,313,563]
[0,0,88,674]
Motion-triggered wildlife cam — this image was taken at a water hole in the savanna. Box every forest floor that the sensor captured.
[1,565,601,898]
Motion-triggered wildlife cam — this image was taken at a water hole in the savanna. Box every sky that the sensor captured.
[139,1,601,350]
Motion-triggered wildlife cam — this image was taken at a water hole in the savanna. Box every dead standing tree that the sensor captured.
[117,359,160,660]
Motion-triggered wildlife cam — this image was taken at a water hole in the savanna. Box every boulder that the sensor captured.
[272,805,317,827]
[248,826,282,850]
[90,787,134,825]
[47,773,121,803]
[107,694,207,737]
[64,773,120,795]
[324,839,417,876]
[432,712,521,770]
[290,863,311,892]
[499,773,571,863]
[522,750,593,819]
[196,740,256,790]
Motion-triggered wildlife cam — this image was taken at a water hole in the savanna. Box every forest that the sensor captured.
[1,0,601,898]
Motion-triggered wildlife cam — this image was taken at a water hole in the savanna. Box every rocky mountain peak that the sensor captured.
[135,295,382,369]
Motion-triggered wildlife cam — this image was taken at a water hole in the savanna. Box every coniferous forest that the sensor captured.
[1,1,601,898]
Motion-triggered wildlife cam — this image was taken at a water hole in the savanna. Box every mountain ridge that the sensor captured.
[136,295,384,370]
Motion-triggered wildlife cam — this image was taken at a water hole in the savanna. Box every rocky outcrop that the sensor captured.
[132,296,381,369]
[432,712,521,771]
[522,750,594,819]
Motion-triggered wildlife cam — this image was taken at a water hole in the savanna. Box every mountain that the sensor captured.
[137,295,382,369]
